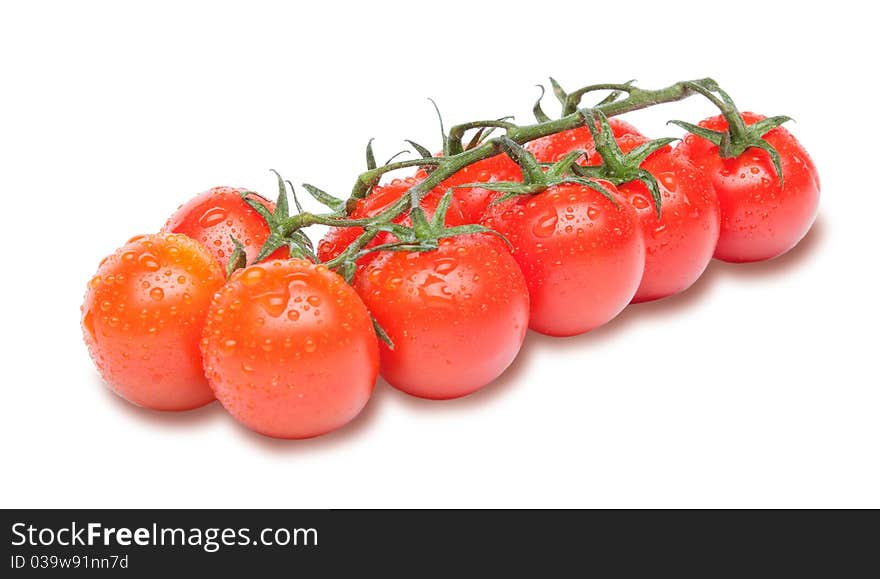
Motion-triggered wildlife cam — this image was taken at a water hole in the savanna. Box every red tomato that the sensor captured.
[481,181,644,336]
[317,177,465,264]
[201,259,379,439]
[165,186,288,268]
[81,233,224,410]
[585,138,720,303]
[526,118,643,164]
[674,112,820,262]
[353,234,529,400]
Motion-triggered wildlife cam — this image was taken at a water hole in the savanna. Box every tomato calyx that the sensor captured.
[457,136,615,207]
[363,189,511,255]
[669,81,792,186]
[569,110,676,218]
[234,170,316,274]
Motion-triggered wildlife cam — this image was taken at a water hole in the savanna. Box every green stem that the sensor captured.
[563,83,636,115]
[283,77,719,263]
[447,119,518,155]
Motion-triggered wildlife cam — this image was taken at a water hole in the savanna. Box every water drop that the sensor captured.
[240,267,265,286]
[149,287,164,301]
[532,210,558,238]
[198,207,228,228]
[433,257,458,275]
[138,254,160,271]
[658,172,677,191]
[631,195,650,210]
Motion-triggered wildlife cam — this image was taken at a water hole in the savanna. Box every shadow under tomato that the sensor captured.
[97,374,227,428]
[707,215,826,280]
[384,332,542,412]
[524,214,827,352]
[224,377,392,454]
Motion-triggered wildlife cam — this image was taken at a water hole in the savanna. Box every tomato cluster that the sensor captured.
[81,83,819,440]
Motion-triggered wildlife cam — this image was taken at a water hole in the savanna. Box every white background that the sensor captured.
[2,1,877,508]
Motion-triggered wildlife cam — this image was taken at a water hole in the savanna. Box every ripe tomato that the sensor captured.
[526,118,643,164]
[353,234,529,400]
[165,186,288,268]
[201,259,379,439]
[317,177,465,264]
[415,154,523,223]
[674,112,820,262]
[585,138,720,303]
[481,181,644,336]
[81,233,224,410]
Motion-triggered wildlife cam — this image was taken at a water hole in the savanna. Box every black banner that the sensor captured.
[2,509,876,574]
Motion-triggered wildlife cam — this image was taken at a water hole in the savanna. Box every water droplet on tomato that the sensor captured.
[532,210,558,238]
[149,287,164,301]
[658,172,677,191]
[82,311,96,340]
[304,337,316,353]
[287,309,300,321]
[587,207,601,220]
[256,292,289,317]
[198,207,228,228]
[631,195,650,210]
[307,295,321,307]
[138,254,160,271]
[240,267,265,286]
[433,257,457,275]
[220,338,237,353]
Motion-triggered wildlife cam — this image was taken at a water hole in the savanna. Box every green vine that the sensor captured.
[233,77,768,277]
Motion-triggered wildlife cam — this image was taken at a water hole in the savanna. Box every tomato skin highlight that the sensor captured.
[164,186,288,268]
[585,141,721,303]
[482,181,645,336]
[81,233,224,410]
[354,234,529,400]
[674,112,820,263]
[201,259,379,439]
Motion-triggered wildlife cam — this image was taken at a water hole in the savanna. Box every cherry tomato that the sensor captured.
[353,234,529,400]
[481,181,644,336]
[81,233,224,410]
[317,177,465,264]
[526,118,643,164]
[674,112,820,262]
[165,186,288,268]
[201,259,379,439]
[586,139,720,303]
